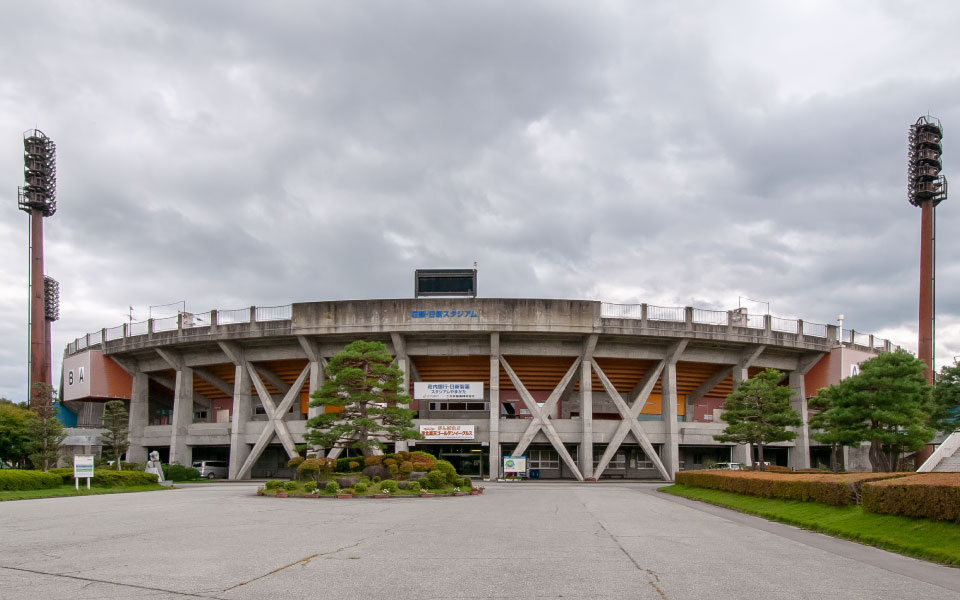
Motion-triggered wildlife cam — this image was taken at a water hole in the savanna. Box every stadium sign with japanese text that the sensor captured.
[419,425,476,440]
[414,382,484,400]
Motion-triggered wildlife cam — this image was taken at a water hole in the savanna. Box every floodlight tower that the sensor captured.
[908,116,948,383]
[17,129,57,404]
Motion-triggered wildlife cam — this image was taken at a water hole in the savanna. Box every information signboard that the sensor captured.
[73,454,94,490]
[503,456,527,474]
[413,382,483,400]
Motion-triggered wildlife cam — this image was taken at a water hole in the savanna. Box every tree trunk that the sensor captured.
[757,443,765,471]
[830,443,839,474]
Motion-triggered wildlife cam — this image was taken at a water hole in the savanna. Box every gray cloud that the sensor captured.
[2,1,960,401]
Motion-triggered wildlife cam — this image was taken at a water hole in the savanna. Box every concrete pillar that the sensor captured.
[488,333,500,480]
[580,359,593,478]
[661,362,680,478]
[169,366,193,466]
[731,367,753,467]
[126,372,149,463]
[229,365,252,479]
[788,370,811,469]
[307,361,323,420]
[395,353,410,453]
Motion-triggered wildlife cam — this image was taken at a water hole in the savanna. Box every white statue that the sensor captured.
[145,450,165,482]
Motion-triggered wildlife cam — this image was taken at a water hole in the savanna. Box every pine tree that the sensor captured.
[100,400,130,470]
[305,341,420,455]
[27,383,66,472]
[813,350,933,472]
[809,382,861,473]
[931,362,960,433]
[713,368,801,470]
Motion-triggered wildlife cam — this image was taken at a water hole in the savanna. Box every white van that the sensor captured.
[192,460,228,479]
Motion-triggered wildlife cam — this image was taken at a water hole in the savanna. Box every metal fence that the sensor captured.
[770,317,798,334]
[129,320,149,336]
[217,308,251,324]
[88,330,103,346]
[648,305,684,322]
[255,305,292,322]
[802,322,827,338]
[693,308,726,325]
[745,314,765,329]
[853,332,871,347]
[600,303,642,319]
[105,324,125,341]
[152,315,179,332]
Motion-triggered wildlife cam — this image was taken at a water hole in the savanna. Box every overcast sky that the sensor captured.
[2,1,959,402]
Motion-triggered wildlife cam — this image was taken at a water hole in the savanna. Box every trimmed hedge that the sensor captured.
[862,473,960,522]
[0,470,63,491]
[675,470,910,506]
[47,468,158,487]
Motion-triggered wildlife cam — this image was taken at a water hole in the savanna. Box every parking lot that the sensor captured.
[1,481,957,599]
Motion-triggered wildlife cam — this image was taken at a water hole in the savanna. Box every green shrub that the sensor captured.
[49,467,74,484]
[406,481,421,493]
[364,455,383,466]
[265,480,283,490]
[336,457,363,472]
[372,475,381,483]
[459,477,473,490]
[862,473,960,522]
[353,482,368,493]
[325,481,339,494]
[674,470,909,506]
[434,459,459,484]
[162,464,201,481]
[0,470,62,491]
[287,456,305,470]
[92,471,158,487]
[421,470,448,490]
[379,479,399,493]
[283,481,299,491]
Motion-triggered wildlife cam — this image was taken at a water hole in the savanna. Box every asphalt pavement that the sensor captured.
[0,481,957,599]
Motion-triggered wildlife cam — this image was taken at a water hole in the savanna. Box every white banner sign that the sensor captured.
[73,455,94,490]
[414,382,484,400]
[419,425,475,440]
[503,456,527,474]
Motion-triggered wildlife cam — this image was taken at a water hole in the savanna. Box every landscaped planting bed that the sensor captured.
[862,473,960,522]
[674,470,910,506]
[0,470,63,491]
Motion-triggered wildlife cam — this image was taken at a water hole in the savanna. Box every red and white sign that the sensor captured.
[419,424,475,440]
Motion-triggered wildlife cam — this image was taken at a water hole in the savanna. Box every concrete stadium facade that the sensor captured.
[61,298,894,481]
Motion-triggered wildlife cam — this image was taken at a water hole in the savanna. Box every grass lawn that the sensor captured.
[660,484,960,566]
[0,483,168,502]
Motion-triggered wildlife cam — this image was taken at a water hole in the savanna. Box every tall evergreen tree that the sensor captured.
[809,382,860,473]
[931,362,960,433]
[0,399,34,468]
[713,368,801,470]
[813,350,933,472]
[100,400,130,470]
[305,341,420,455]
[27,383,66,472]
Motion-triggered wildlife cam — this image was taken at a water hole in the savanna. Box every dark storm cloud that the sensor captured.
[2,1,960,401]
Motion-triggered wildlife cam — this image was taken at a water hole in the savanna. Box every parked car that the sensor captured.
[709,462,745,471]
[192,460,228,479]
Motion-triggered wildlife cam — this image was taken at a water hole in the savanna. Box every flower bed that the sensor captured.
[862,473,960,522]
[674,470,910,506]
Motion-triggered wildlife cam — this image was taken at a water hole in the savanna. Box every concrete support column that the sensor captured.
[307,361,323,420]
[126,372,149,463]
[488,333,500,480]
[661,362,680,478]
[730,367,753,467]
[788,370,811,469]
[229,365,252,479]
[395,353,410,453]
[580,359,593,479]
[169,366,193,467]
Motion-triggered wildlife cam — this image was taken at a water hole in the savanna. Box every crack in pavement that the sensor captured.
[578,495,668,600]
[0,565,219,599]
[222,553,319,591]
